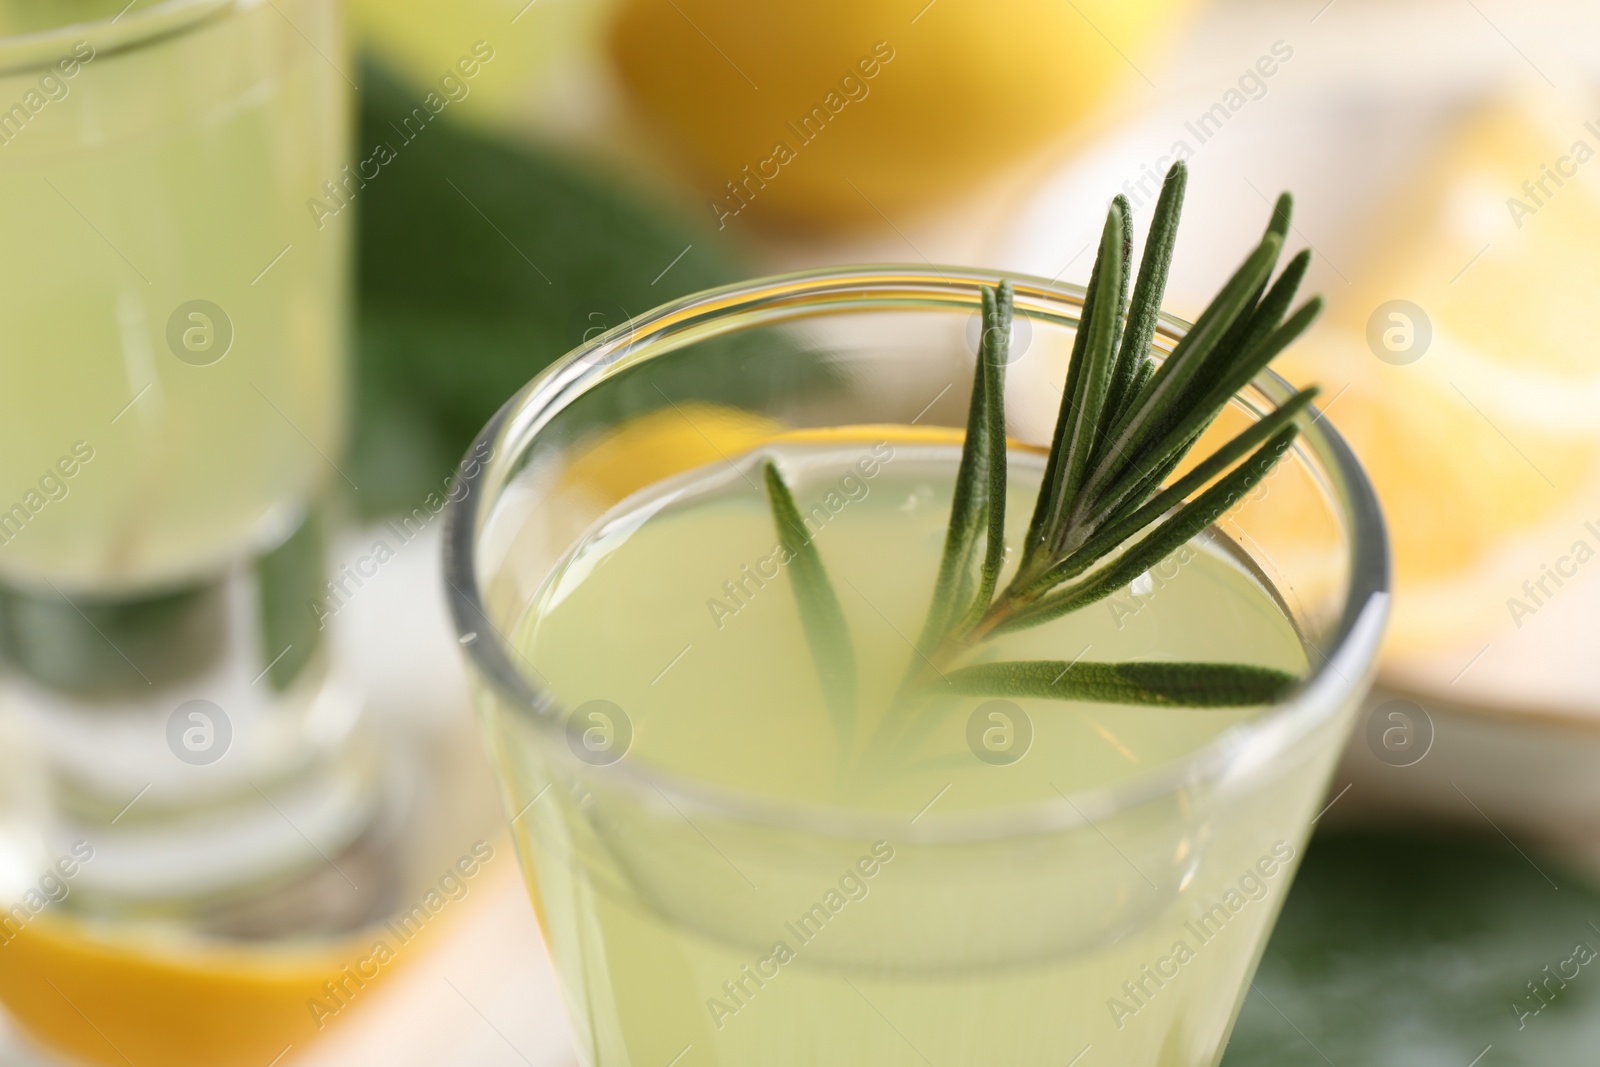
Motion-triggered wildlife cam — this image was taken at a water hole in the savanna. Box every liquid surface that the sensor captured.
[516,438,1308,813]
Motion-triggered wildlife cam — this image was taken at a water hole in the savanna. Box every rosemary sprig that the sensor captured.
[959,168,1322,649]
[760,160,1322,752]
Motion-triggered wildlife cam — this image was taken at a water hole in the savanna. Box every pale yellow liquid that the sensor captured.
[487,440,1351,1066]
[0,0,346,592]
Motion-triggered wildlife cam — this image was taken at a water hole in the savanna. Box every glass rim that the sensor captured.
[0,0,247,74]
[443,265,1391,846]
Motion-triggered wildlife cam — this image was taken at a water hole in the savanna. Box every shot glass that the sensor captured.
[445,267,1389,1066]
[0,3,407,1064]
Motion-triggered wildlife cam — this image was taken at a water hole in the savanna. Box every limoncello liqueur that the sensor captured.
[498,438,1319,1066]
[0,0,345,592]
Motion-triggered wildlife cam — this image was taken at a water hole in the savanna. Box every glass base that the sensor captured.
[0,510,396,935]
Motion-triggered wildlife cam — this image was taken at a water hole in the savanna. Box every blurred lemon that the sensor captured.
[557,407,1015,515]
[1277,88,1600,655]
[607,0,1191,228]
[559,404,784,504]
[0,910,442,1067]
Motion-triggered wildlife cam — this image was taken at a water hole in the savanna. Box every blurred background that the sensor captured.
[0,0,1598,1063]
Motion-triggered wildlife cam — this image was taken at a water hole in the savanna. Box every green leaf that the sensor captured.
[938,659,1298,706]
[1013,388,1319,602]
[1266,191,1294,244]
[1021,200,1131,574]
[1097,388,1317,549]
[995,424,1301,633]
[1123,358,1155,418]
[1228,830,1600,1066]
[762,461,857,742]
[1205,194,1293,383]
[1087,290,1322,540]
[1169,245,1311,440]
[1102,163,1186,434]
[352,60,838,514]
[916,284,1009,653]
[1055,203,1130,539]
[1196,296,1323,418]
[1225,248,1311,374]
[966,281,1014,629]
[1078,231,1284,528]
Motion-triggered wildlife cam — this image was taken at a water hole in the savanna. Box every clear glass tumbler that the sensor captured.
[0,3,395,1064]
[445,267,1390,1066]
